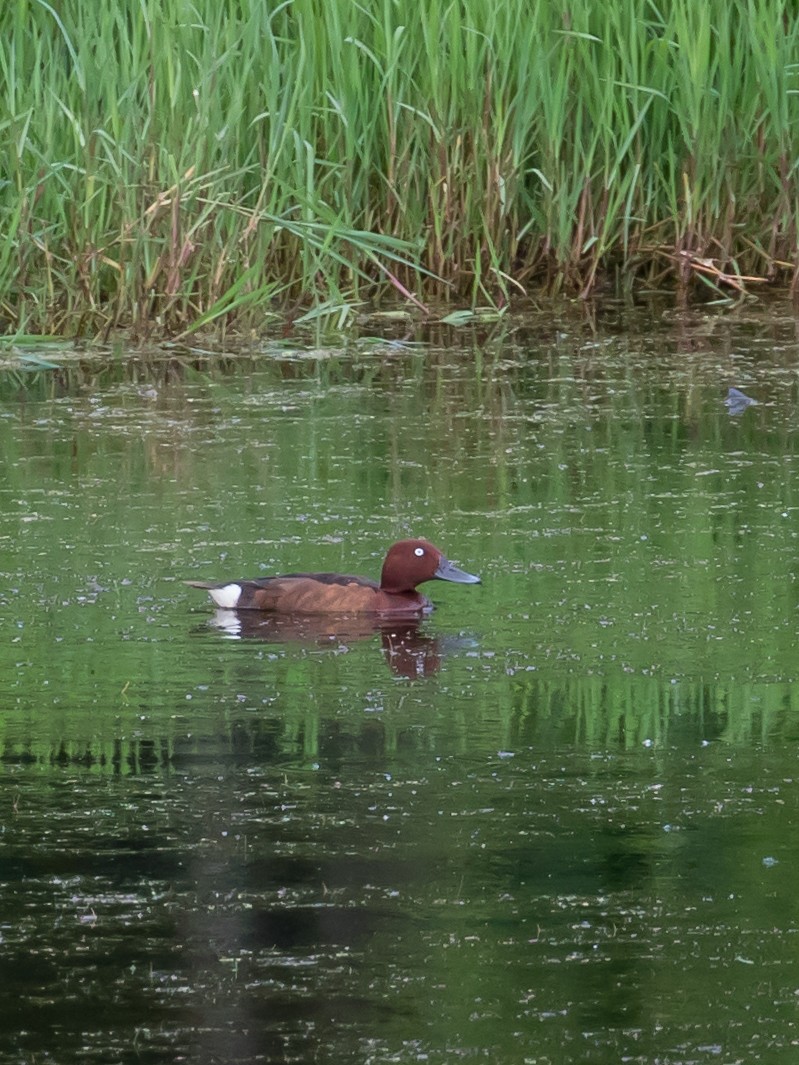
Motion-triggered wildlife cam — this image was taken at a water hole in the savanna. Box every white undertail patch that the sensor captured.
[208,583,243,609]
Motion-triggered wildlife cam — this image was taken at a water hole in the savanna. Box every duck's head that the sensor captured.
[379,539,481,594]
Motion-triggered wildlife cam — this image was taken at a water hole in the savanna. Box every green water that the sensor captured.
[1,302,799,1063]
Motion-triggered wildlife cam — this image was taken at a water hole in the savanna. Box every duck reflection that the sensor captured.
[204,609,463,679]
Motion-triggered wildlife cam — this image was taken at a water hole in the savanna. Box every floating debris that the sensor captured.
[725,387,756,415]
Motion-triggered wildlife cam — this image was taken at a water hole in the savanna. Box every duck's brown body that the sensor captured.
[187,538,479,617]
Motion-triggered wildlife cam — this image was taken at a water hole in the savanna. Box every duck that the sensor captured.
[186,538,480,616]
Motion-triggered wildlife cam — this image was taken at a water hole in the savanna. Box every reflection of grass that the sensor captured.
[2,664,797,776]
[3,1,799,335]
[0,339,70,388]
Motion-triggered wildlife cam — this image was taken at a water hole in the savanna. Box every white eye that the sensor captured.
[414,547,425,557]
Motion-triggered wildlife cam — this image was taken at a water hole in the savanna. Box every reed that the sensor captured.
[2,0,799,335]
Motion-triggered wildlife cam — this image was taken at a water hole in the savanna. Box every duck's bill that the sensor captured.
[435,557,481,584]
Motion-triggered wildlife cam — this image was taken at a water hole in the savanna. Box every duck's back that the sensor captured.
[187,572,430,614]
[250,572,380,613]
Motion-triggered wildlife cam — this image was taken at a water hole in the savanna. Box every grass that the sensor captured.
[2,0,799,336]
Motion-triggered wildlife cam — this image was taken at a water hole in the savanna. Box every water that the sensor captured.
[1,300,799,1063]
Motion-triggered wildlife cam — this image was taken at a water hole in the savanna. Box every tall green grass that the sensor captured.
[2,0,799,335]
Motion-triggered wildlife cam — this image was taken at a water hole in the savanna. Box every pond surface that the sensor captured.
[2,300,799,1064]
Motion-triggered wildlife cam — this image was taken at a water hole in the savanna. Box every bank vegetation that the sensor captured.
[2,0,798,337]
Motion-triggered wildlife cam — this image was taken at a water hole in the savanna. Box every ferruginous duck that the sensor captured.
[186,538,480,616]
